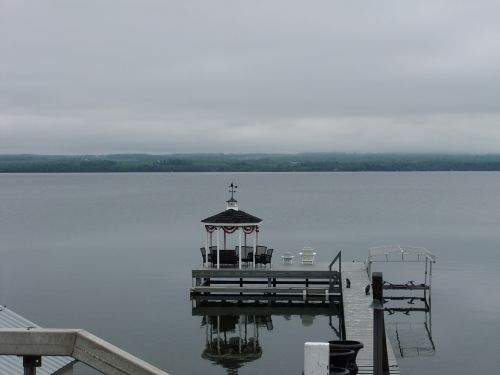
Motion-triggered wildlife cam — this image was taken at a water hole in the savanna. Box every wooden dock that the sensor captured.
[341,262,400,375]
[191,261,342,304]
[190,258,401,374]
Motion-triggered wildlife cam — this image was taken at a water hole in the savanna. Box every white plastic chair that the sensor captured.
[299,246,316,264]
[281,252,294,264]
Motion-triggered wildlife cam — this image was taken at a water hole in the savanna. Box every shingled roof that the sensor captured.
[201,209,262,224]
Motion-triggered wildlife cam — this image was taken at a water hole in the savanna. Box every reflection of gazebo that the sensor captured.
[193,303,345,374]
[201,183,263,269]
[201,315,265,375]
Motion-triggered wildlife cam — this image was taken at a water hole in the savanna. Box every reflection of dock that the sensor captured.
[192,301,342,316]
[195,301,343,374]
[342,262,401,375]
[384,296,435,358]
[387,319,435,358]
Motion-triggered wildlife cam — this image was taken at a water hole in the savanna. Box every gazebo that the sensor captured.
[201,184,263,269]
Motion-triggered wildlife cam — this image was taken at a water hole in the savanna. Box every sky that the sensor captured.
[1,0,500,154]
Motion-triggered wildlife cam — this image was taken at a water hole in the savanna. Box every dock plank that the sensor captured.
[342,262,400,375]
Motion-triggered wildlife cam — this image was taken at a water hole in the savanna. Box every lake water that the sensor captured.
[1,172,499,374]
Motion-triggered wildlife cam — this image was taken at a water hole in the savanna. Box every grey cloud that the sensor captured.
[1,0,500,153]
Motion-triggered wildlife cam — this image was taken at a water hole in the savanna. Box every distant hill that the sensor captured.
[1,153,500,172]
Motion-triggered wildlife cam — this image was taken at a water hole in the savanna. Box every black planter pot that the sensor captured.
[330,348,355,368]
[329,340,364,362]
[331,367,350,375]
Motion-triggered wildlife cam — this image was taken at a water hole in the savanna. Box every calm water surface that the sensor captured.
[1,172,499,374]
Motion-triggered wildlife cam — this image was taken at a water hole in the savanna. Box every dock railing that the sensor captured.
[328,250,342,272]
[0,328,169,375]
[367,245,436,280]
[328,249,342,292]
[328,250,344,338]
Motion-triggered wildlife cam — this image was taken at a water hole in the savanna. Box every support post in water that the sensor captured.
[372,272,389,375]
[23,355,41,375]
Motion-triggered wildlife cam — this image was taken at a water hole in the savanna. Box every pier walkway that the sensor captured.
[341,262,400,375]
[191,258,401,374]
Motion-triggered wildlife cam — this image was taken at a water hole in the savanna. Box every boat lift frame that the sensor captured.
[367,245,436,310]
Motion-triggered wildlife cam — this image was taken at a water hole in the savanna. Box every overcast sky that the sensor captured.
[1,1,500,154]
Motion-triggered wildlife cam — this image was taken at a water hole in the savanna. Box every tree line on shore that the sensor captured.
[1,153,500,172]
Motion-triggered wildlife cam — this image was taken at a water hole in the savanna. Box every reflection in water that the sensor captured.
[201,315,264,375]
[195,303,343,374]
[368,245,436,360]
[385,296,435,358]
[300,315,315,326]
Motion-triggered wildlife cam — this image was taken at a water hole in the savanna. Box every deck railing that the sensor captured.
[328,250,342,291]
[328,250,344,338]
[0,328,169,375]
[328,249,342,272]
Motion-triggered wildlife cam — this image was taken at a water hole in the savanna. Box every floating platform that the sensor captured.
[191,261,342,304]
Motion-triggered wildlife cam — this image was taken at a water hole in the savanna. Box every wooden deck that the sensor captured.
[193,260,339,273]
[341,262,400,375]
[191,261,341,304]
[191,260,401,374]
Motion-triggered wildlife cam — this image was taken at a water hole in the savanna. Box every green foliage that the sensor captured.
[2,153,500,172]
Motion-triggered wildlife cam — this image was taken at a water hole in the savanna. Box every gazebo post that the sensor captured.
[244,316,247,343]
[205,230,209,267]
[223,231,227,250]
[216,227,220,269]
[253,316,257,350]
[238,227,242,269]
[253,230,256,268]
[210,319,213,342]
[238,316,242,354]
[217,316,221,354]
[205,315,209,345]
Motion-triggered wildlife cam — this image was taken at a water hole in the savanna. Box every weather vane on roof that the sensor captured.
[228,182,238,200]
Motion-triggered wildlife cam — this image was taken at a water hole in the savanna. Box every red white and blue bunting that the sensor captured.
[243,225,258,234]
[205,225,217,233]
[204,225,259,234]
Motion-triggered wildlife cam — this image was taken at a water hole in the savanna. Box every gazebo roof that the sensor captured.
[201,209,262,225]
